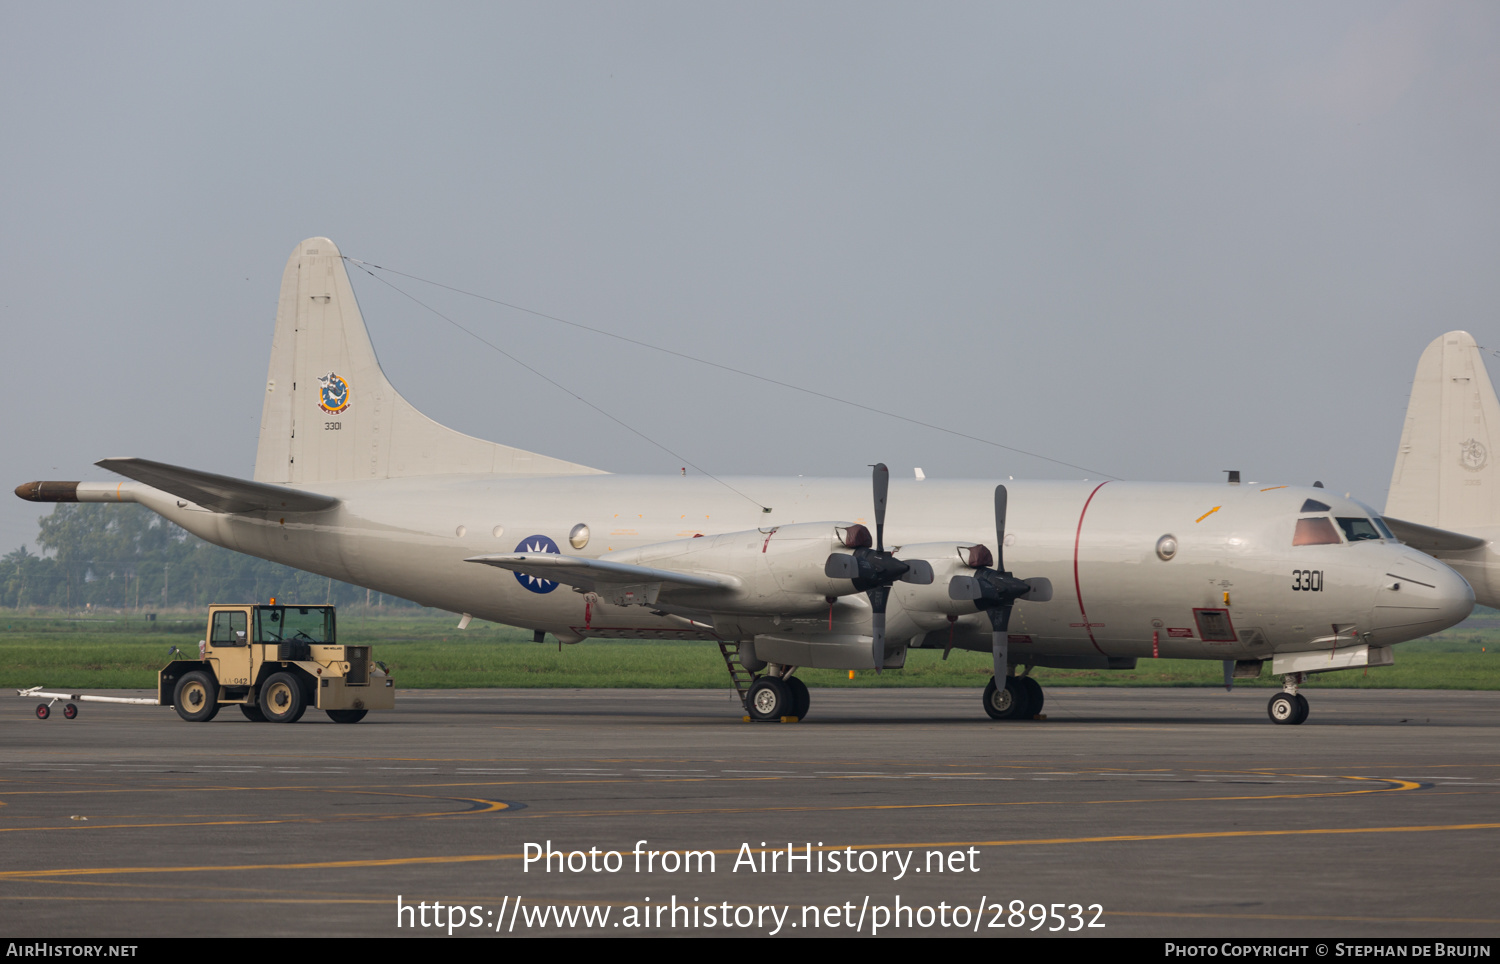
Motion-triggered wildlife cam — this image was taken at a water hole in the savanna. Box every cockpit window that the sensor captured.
[1299,498,1331,513]
[1293,517,1342,546]
[1337,517,1382,542]
[1373,517,1396,540]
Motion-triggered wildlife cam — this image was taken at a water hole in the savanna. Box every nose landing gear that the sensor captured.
[982,673,1044,721]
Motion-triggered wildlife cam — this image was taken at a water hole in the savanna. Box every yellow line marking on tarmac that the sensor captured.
[0,895,391,905]
[0,773,1414,833]
[0,766,1411,795]
[6,892,1497,927]
[512,774,1419,819]
[0,790,510,833]
[0,777,636,798]
[9,819,1499,880]
[1110,910,1500,925]
[516,791,1404,820]
[4,894,1494,924]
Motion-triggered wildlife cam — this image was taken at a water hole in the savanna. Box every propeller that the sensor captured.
[824,463,931,671]
[948,485,1033,684]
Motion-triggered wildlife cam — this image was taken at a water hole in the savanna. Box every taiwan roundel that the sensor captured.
[513,535,561,593]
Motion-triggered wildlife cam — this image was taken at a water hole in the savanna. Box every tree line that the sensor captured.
[2,504,419,611]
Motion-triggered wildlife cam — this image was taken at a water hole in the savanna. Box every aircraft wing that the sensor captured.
[466,553,739,604]
[1382,516,1488,552]
[96,457,340,513]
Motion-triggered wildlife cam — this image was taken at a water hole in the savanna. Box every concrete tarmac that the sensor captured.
[2,686,1498,938]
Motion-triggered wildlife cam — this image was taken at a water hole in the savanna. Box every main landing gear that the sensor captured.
[745,674,810,722]
[1268,672,1310,725]
[982,674,1043,721]
[718,639,808,721]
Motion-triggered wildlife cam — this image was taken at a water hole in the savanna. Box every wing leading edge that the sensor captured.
[466,554,739,606]
[97,457,340,513]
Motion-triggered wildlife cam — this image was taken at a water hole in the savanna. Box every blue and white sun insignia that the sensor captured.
[513,534,561,594]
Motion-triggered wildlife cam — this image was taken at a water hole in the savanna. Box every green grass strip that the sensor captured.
[2,611,1498,690]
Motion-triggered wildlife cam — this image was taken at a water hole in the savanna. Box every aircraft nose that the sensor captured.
[1372,549,1474,641]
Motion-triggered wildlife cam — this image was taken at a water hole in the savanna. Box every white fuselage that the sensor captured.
[109,473,1473,668]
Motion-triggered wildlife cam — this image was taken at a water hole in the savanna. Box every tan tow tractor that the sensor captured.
[160,602,394,723]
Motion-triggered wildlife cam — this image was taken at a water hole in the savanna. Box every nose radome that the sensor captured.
[1372,549,1475,641]
[1434,564,1478,631]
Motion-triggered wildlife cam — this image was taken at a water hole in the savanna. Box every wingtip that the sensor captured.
[15,481,79,502]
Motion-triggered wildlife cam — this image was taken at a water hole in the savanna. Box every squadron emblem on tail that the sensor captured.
[317,371,351,414]
[1460,438,1487,470]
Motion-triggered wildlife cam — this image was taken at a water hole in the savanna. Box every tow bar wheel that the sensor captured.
[63,703,78,720]
[35,703,49,720]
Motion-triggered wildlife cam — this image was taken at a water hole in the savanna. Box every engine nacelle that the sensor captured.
[890,542,985,617]
[602,522,868,616]
[889,541,1054,617]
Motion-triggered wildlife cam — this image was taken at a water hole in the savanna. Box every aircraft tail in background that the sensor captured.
[253,238,605,485]
[1385,330,1500,531]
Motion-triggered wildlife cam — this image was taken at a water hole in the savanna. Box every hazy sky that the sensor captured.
[3,2,1498,553]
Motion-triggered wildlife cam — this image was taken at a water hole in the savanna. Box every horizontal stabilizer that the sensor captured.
[465,554,738,595]
[97,457,340,514]
[1383,515,1487,553]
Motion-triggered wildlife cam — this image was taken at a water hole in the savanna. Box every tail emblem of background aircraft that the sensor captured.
[13,238,1477,726]
[1384,330,1500,611]
[317,371,351,414]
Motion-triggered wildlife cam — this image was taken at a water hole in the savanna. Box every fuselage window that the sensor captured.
[1292,517,1342,546]
[1299,498,1331,513]
[1336,517,1381,542]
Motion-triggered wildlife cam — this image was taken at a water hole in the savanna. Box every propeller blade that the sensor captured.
[1222,659,1234,692]
[988,603,1012,683]
[825,553,859,579]
[872,463,889,551]
[869,584,891,674]
[900,559,934,584]
[948,574,982,600]
[994,484,1009,573]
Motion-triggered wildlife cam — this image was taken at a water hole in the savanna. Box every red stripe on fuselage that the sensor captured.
[1073,481,1111,655]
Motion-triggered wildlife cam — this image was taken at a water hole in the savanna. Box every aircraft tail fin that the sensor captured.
[1385,330,1500,529]
[253,238,605,484]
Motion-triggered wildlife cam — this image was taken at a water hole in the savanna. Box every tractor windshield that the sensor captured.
[256,606,335,644]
